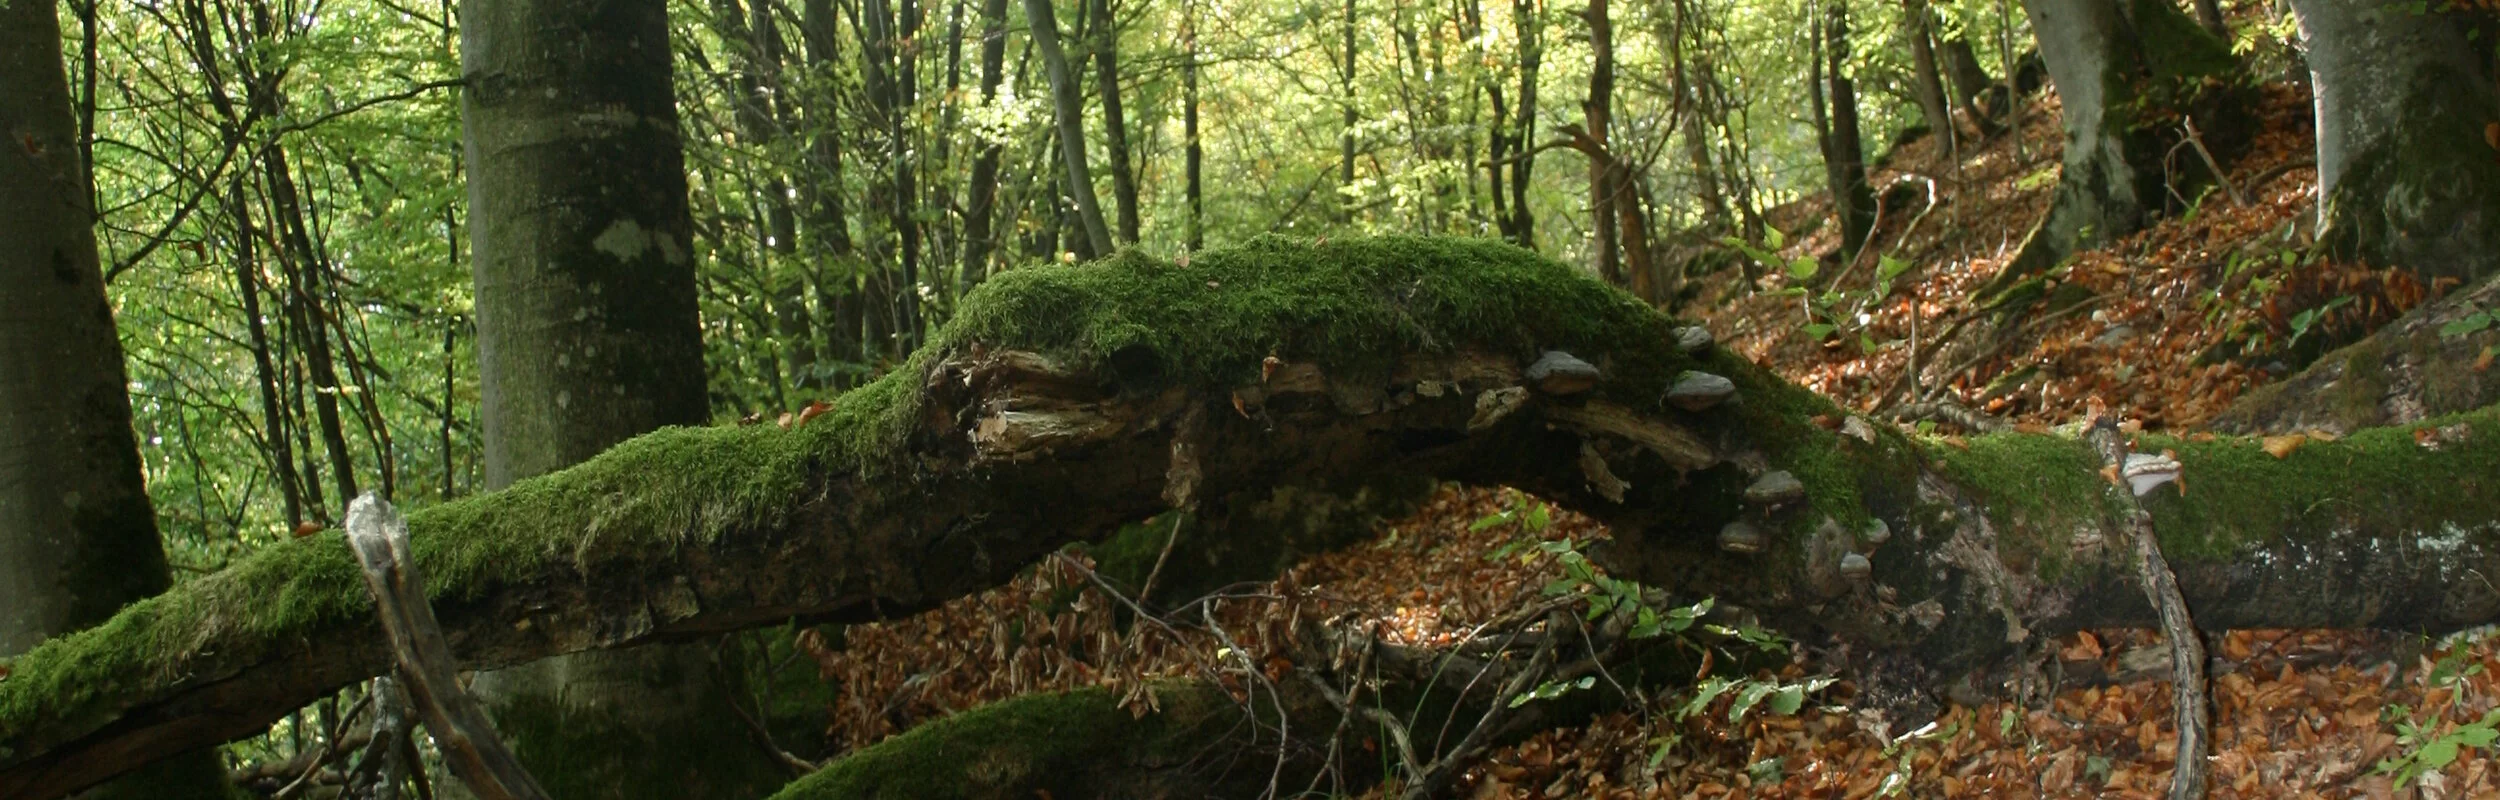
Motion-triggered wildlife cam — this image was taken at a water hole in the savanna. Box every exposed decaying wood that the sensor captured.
[345,496,549,800]
[3,239,2498,797]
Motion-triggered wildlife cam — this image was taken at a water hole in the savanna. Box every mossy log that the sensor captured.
[2212,269,2500,436]
[4,236,2499,798]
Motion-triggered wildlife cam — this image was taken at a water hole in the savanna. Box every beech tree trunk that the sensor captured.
[1584,0,1622,287]
[0,5,232,795]
[9,237,2500,799]
[2288,2,2500,288]
[458,0,781,792]
[1508,0,1539,247]
[1183,0,1203,251]
[1996,0,2237,285]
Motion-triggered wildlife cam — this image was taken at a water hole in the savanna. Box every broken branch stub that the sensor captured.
[345,495,550,800]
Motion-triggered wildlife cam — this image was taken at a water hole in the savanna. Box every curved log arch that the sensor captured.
[4,236,2498,798]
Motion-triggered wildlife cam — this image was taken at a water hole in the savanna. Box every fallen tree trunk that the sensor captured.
[3,236,2498,798]
[2211,268,2500,436]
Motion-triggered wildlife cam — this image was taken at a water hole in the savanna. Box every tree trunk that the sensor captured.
[2192,0,2225,39]
[1584,0,1622,287]
[457,0,781,791]
[15,237,2500,798]
[1183,0,1203,251]
[2288,2,2500,288]
[1508,0,1540,248]
[1664,0,1731,229]
[798,0,862,368]
[1089,0,1139,244]
[1022,0,1114,257]
[1995,0,2238,286]
[962,0,1010,291]
[1824,0,1877,258]
[2213,269,2500,436]
[1939,33,2002,133]
[1904,0,1958,158]
[0,4,234,795]
[1339,0,1359,224]
[229,177,309,528]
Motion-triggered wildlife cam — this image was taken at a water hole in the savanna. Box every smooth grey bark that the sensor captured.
[458,0,780,793]
[1022,0,1115,257]
[1997,0,2235,284]
[0,3,233,796]
[2289,1,2500,287]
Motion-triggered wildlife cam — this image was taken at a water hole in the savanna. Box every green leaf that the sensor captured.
[1767,686,1807,716]
[2439,311,2495,338]
[1729,682,1777,723]
[1764,225,1786,249]
[1788,256,1819,281]
[2421,738,2460,769]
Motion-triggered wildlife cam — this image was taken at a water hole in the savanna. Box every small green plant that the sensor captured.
[2286,295,2355,350]
[2439,308,2496,338]
[2375,634,2500,787]
[2376,707,2500,788]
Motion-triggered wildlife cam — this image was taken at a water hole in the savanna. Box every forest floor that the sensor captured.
[790,77,2500,798]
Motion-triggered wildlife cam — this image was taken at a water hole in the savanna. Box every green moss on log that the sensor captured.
[1928,406,2500,576]
[2137,406,2500,559]
[0,235,1691,758]
[768,681,1285,800]
[938,235,1689,400]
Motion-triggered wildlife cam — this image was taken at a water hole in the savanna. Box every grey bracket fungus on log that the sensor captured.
[1861,518,1891,546]
[1743,470,1806,508]
[1840,552,1874,584]
[1718,520,1767,554]
[1666,370,1737,411]
[1526,350,1602,396]
[1675,325,1714,354]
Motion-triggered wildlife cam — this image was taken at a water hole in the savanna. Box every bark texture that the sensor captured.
[2290,2,2500,287]
[458,0,780,793]
[1999,0,2238,284]
[2211,269,2500,435]
[5,238,2499,799]
[0,4,234,796]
